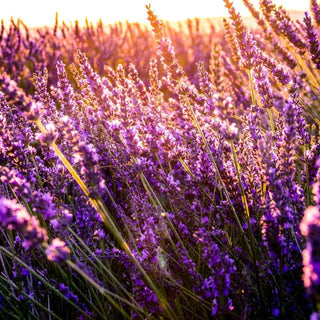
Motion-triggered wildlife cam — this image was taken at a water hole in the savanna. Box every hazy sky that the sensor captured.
[1,0,310,27]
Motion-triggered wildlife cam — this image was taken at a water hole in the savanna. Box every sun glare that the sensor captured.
[1,0,311,27]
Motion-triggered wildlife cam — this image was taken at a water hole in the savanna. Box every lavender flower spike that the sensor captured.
[46,238,71,264]
[0,197,48,249]
[252,64,274,109]
[224,0,258,69]
[0,197,29,232]
[311,0,320,26]
[303,12,320,69]
[300,206,320,303]
[37,123,58,145]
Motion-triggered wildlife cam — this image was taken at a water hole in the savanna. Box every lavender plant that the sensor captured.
[0,0,320,319]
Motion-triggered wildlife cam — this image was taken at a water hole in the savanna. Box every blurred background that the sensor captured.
[0,0,310,27]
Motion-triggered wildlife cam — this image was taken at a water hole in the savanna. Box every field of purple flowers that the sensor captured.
[1,0,320,319]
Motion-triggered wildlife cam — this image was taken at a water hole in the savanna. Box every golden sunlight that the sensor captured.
[1,0,310,27]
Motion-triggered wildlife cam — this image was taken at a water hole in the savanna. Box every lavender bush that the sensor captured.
[1,0,320,319]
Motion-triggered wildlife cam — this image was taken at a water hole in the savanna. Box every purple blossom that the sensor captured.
[32,191,56,220]
[0,167,32,201]
[0,198,30,232]
[224,0,258,69]
[311,0,320,26]
[37,123,58,145]
[258,50,291,85]
[252,64,274,108]
[259,0,306,53]
[22,216,48,250]
[0,5,317,319]
[300,206,320,303]
[303,12,320,69]
[25,101,41,121]
[0,197,47,249]
[45,238,71,264]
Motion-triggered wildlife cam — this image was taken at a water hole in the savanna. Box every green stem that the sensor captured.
[247,69,257,106]
[229,133,265,311]
[0,246,93,319]
[297,97,320,126]
[303,144,311,207]
[184,95,253,260]
[0,275,63,320]
[35,119,176,320]
[67,261,133,320]
[67,227,142,305]
[268,108,275,134]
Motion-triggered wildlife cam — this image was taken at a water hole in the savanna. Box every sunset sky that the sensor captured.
[1,0,310,27]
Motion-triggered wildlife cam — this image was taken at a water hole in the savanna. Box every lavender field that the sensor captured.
[1,0,320,319]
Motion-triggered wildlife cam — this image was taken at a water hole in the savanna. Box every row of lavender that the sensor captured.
[1,0,320,319]
[0,12,217,94]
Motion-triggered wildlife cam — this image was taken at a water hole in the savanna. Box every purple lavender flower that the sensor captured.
[303,12,320,69]
[300,206,320,301]
[311,0,320,26]
[45,238,71,264]
[25,101,41,121]
[0,198,30,232]
[32,191,56,220]
[258,50,291,86]
[223,18,241,64]
[0,197,47,249]
[158,37,185,81]
[252,64,274,109]
[50,208,73,232]
[146,4,164,41]
[22,216,48,250]
[0,167,32,201]
[259,0,306,53]
[224,0,258,69]
[37,123,58,145]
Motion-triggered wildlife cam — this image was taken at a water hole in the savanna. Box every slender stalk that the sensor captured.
[268,107,275,134]
[67,227,144,308]
[35,119,176,320]
[67,261,133,320]
[297,97,320,126]
[0,246,93,319]
[247,68,257,106]
[303,144,312,207]
[229,131,265,311]
[229,136,250,220]
[182,91,253,260]
[0,275,63,320]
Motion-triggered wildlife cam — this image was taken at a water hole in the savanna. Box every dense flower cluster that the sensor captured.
[0,1,320,319]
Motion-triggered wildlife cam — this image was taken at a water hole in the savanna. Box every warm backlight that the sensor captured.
[1,0,310,27]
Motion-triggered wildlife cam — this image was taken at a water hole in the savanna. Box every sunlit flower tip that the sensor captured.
[312,181,320,204]
[310,312,320,320]
[227,122,239,139]
[25,101,41,121]
[0,198,30,232]
[46,238,71,264]
[304,12,320,69]
[37,123,58,145]
[63,209,73,223]
[61,115,71,124]
[109,119,122,131]
[300,206,320,236]
[22,216,48,250]
[146,4,164,40]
